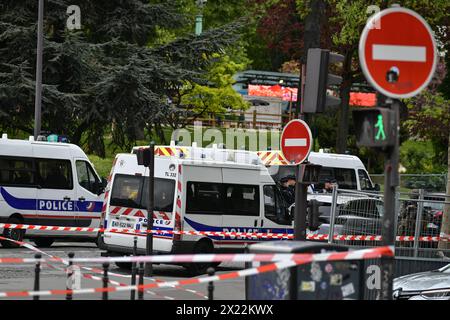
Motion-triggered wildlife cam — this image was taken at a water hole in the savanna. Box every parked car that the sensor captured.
[393,264,450,300]
[307,194,383,238]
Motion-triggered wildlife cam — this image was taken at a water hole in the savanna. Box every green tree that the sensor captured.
[178,53,250,124]
[0,0,243,155]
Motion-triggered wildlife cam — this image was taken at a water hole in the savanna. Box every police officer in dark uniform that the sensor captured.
[279,175,296,205]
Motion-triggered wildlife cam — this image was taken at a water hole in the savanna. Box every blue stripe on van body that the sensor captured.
[184,217,293,241]
[0,187,102,213]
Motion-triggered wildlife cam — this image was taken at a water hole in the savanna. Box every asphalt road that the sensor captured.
[0,241,246,300]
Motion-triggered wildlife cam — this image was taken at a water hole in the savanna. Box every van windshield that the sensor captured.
[272,166,358,190]
[110,174,175,212]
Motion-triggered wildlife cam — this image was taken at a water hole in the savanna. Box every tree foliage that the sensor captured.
[0,0,244,155]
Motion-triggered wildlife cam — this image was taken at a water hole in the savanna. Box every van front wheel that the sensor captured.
[1,217,25,248]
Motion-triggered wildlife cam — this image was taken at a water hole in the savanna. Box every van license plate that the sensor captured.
[111,220,136,229]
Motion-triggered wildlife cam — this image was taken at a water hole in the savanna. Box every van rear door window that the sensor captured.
[110,174,175,212]
[110,175,142,209]
[141,177,176,212]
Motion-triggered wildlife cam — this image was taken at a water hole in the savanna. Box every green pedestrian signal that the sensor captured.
[375,114,386,140]
[353,108,396,148]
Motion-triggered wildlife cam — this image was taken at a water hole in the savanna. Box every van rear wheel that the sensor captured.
[33,238,54,248]
[185,241,215,275]
[1,217,25,248]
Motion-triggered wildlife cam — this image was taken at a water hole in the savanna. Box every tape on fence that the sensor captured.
[0,246,393,299]
[1,223,448,242]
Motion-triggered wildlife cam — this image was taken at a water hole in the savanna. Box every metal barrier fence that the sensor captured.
[326,188,450,259]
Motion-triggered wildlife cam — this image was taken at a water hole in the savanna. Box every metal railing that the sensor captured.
[325,188,450,264]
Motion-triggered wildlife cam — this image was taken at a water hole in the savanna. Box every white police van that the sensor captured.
[99,144,294,273]
[260,149,378,192]
[0,134,106,247]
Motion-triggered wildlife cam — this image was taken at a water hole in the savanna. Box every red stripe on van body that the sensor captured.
[122,208,133,216]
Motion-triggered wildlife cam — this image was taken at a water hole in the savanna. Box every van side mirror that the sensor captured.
[374,183,380,191]
[95,178,107,196]
[101,177,107,189]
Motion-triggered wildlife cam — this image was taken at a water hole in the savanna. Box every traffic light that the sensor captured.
[136,148,151,167]
[353,108,397,148]
[303,48,344,113]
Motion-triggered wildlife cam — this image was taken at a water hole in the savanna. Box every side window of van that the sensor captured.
[224,184,259,216]
[76,160,99,194]
[263,185,277,218]
[36,159,73,190]
[358,169,373,190]
[264,185,290,225]
[186,182,223,215]
[0,157,35,187]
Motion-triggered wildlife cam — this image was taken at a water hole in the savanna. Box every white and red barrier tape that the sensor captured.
[0,246,393,298]
[1,222,448,242]
[0,236,202,300]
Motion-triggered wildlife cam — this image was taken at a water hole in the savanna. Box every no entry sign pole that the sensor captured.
[281,120,313,241]
[359,5,437,300]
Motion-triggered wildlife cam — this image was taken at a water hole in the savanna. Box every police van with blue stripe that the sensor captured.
[100,143,295,273]
[0,134,106,247]
[99,143,376,274]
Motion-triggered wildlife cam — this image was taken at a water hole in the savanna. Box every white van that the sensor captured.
[259,149,378,191]
[0,134,106,247]
[99,144,293,273]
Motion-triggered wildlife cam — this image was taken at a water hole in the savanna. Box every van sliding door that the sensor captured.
[183,166,223,241]
[221,168,263,247]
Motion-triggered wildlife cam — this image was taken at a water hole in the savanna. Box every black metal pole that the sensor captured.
[138,262,145,300]
[380,99,399,300]
[145,142,155,277]
[102,262,109,300]
[33,253,41,300]
[34,0,44,140]
[207,267,215,300]
[130,236,138,300]
[294,165,308,240]
[66,252,74,300]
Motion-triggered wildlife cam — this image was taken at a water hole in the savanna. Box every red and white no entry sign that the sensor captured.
[359,7,437,98]
[281,119,312,165]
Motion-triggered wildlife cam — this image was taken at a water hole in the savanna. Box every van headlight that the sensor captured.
[417,289,450,300]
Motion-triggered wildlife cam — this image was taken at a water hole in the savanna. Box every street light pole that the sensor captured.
[34,0,44,140]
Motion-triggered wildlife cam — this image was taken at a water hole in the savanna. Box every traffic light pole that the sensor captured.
[380,99,400,300]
